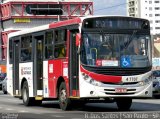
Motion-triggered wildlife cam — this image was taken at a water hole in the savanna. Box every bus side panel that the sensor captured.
[48,59,68,98]
[48,60,62,98]
[19,62,34,97]
[7,64,13,95]
[43,61,49,98]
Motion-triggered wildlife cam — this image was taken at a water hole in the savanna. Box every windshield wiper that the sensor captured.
[124,30,137,49]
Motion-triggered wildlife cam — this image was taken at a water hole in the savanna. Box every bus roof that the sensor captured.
[8,15,148,39]
[8,17,82,39]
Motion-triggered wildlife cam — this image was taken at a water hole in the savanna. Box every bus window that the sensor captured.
[55,30,66,43]
[20,36,32,62]
[54,29,67,59]
[44,31,53,59]
[54,45,66,58]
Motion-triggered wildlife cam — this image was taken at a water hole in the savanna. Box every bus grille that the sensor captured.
[102,82,139,85]
[82,65,151,76]
[105,93,136,95]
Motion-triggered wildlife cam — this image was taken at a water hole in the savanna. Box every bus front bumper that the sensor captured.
[79,81,153,98]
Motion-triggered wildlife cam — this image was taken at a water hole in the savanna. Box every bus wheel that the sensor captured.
[2,86,7,94]
[116,98,132,111]
[22,81,34,106]
[58,82,72,111]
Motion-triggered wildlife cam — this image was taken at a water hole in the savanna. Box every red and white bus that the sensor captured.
[7,16,152,111]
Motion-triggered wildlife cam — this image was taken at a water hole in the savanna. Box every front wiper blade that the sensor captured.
[124,30,137,49]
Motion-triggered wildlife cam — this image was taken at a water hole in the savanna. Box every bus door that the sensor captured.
[13,39,20,95]
[33,33,44,96]
[69,30,79,96]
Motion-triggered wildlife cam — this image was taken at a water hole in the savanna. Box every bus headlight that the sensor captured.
[139,76,152,86]
[82,73,102,86]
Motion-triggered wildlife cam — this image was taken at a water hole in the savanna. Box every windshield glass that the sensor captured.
[81,33,151,68]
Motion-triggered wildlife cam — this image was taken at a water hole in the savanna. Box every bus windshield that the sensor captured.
[81,33,151,68]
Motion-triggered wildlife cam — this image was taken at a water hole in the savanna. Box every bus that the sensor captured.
[7,16,152,111]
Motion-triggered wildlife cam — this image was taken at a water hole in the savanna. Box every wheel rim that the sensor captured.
[60,89,67,105]
[23,87,28,102]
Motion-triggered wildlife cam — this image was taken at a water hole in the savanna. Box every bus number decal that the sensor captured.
[125,77,138,82]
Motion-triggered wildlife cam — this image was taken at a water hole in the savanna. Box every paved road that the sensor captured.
[0,91,160,119]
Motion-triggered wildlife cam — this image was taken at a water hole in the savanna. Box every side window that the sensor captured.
[54,45,66,58]
[44,31,53,59]
[9,39,13,64]
[21,36,32,62]
[54,29,67,58]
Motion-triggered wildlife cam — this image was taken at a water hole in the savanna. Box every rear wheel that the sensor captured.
[58,82,72,111]
[116,98,132,111]
[3,90,7,94]
[22,81,34,106]
[2,86,7,94]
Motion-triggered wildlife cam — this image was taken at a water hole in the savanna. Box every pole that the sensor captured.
[58,0,60,21]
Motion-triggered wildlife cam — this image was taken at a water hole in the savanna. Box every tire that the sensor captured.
[58,82,72,111]
[2,87,7,94]
[3,90,7,94]
[116,98,132,111]
[22,81,34,106]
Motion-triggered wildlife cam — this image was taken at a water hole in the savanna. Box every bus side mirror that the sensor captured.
[76,33,81,47]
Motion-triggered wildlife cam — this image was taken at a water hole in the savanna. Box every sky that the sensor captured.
[93,0,126,16]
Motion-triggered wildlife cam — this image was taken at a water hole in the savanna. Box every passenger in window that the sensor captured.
[99,44,112,60]
[128,37,140,55]
[98,35,116,60]
[21,50,30,61]
[122,36,141,56]
[132,39,139,55]
[54,47,66,58]
[58,47,66,58]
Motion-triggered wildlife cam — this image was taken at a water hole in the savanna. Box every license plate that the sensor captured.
[115,88,127,93]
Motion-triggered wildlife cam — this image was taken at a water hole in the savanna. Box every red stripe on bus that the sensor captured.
[49,17,81,29]
[80,65,122,83]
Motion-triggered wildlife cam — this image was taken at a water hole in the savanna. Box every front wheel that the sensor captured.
[58,82,72,111]
[116,98,132,111]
